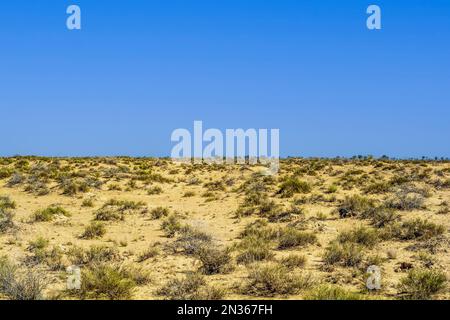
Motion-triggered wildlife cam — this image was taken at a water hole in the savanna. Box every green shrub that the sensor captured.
[398,219,445,241]
[174,226,212,255]
[369,207,399,228]
[337,226,379,248]
[137,247,159,262]
[95,199,146,221]
[32,206,70,222]
[338,195,376,218]
[0,196,16,210]
[81,222,106,239]
[150,206,170,220]
[0,257,47,300]
[398,268,446,300]
[277,178,312,198]
[278,228,317,249]
[363,181,392,194]
[305,285,365,300]
[236,236,274,264]
[323,243,363,267]
[239,220,278,241]
[0,208,14,233]
[147,186,163,195]
[280,254,307,269]
[75,264,137,300]
[161,214,183,238]
[67,245,119,266]
[196,247,233,275]
[0,168,13,179]
[244,263,313,297]
[81,198,95,207]
[157,273,209,300]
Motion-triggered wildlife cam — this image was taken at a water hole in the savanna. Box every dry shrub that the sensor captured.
[243,263,314,297]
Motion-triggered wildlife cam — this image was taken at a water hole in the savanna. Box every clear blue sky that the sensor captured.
[1,0,449,158]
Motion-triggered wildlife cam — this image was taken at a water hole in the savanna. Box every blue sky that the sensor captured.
[0,0,449,158]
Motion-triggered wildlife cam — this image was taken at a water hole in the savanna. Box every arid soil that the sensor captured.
[0,157,449,300]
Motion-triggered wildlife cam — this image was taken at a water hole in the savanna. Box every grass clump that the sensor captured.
[280,254,307,269]
[74,264,141,300]
[278,228,317,249]
[157,273,225,300]
[196,246,233,275]
[337,195,376,218]
[147,186,163,195]
[81,222,107,239]
[0,208,14,233]
[81,198,95,207]
[236,236,274,264]
[244,263,313,297]
[0,256,47,300]
[277,178,312,198]
[137,247,159,262]
[67,245,119,266]
[150,206,170,219]
[337,226,379,248]
[304,285,365,300]
[161,214,183,238]
[0,196,16,210]
[32,206,70,222]
[95,199,146,221]
[398,268,446,300]
[174,226,212,255]
[385,187,425,211]
[323,243,364,267]
[398,219,444,241]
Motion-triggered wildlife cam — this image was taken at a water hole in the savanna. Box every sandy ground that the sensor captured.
[0,157,448,300]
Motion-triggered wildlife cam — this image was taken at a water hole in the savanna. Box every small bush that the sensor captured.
[0,208,14,233]
[0,168,13,179]
[363,181,392,194]
[61,179,89,196]
[305,285,365,300]
[280,254,307,269]
[161,214,183,238]
[0,196,16,210]
[157,273,207,300]
[147,186,163,195]
[398,219,445,241]
[239,220,278,241]
[75,264,137,300]
[196,247,233,275]
[150,207,170,220]
[137,247,159,262]
[244,263,313,297]
[81,222,106,239]
[236,236,274,264]
[398,268,446,300]
[385,188,425,211]
[32,206,70,222]
[277,178,312,198]
[338,195,376,218]
[95,199,146,221]
[183,191,196,197]
[0,257,47,300]
[278,228,317,249]
[369,207,400,228]
[337,226,379,248]
[67,245,119,266]
[81,198,95,207]
[323,243,363,267]
[174,227,212,255]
